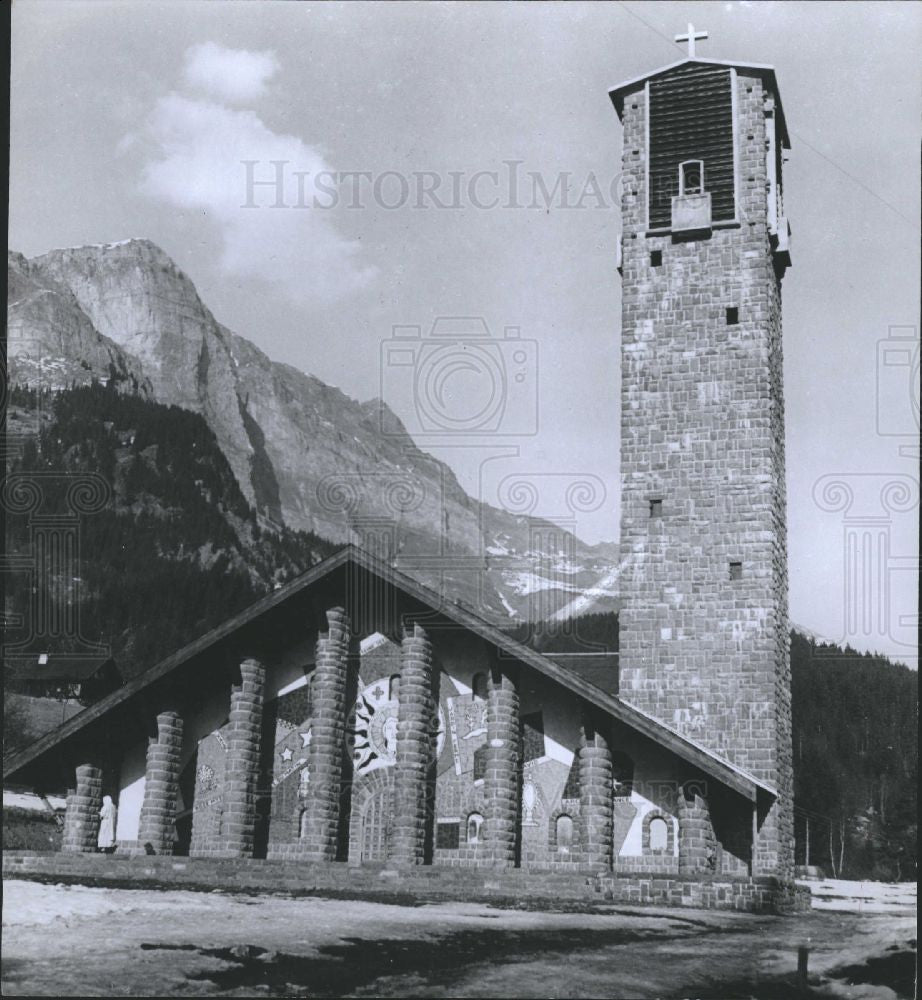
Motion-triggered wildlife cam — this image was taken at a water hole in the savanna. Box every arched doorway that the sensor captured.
[361,788,389,862]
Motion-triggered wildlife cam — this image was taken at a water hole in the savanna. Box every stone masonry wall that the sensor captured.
[137,711,184,854]
[617,70,793,878]
[300,608,351,861]
[62,763,103,853]
[578,709,614,870]
[4,850,812,913]
[387,626,435,865]
[481,666,521,867]
[219,658,266,858]
[677,782,717,874]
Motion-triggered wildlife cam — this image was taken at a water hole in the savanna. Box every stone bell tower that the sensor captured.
[610,28,794,877]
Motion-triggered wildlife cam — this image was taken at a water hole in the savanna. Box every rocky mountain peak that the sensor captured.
[8,240,619,622]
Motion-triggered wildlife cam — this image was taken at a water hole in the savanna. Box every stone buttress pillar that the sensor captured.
[387,625,434,866]
[301,608,351,860]
[678,781,718,874]
[137,711,184,854]
[481,664,520,868]
[62,763,103,853]
[221,658,266,858]
[578,708,614,870]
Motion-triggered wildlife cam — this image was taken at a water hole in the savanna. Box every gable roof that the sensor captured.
[608,57,790,149]
[3,545,773,801]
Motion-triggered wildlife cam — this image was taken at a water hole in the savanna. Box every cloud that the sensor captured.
[134,47,375,305]
[183,41,278,104]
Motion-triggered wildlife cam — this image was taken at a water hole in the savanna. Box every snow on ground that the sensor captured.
[502,570,581,597]
[799,878,918,914]
[2,880,243,930]
[551,562,624,621]
[2,878,915,998]
[497,592,519,618]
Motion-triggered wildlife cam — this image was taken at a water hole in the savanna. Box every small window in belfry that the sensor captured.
[729,562,743,581]
[679,160,704,196]
[726,307,739,325]
[650,250,662,267]
[649,499,663,518]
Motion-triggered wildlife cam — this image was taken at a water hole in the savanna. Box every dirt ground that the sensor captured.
[1,879,916,998]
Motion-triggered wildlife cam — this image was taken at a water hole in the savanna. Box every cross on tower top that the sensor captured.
[675,22,708,58]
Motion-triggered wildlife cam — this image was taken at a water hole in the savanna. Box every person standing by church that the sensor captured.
[97,795,117,853]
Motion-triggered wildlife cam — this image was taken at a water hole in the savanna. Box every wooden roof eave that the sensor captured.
[4,545,771,803]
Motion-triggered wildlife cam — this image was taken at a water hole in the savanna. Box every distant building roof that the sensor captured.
[8,655,118,683]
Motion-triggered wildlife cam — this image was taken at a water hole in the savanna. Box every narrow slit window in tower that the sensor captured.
[649,499,663,518]
[729,561,743,581]
[679,159,704,196]
[726,306,739,325]
[650,250,662,267]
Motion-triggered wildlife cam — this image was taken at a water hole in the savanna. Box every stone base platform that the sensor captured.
[2,851,811,914]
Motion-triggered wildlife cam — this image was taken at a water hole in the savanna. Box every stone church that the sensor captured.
[4,38,799,909]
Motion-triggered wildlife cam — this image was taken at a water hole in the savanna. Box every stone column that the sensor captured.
[678,781,717,874]
[137,711,184,854]
[221,658,266,858]
[481,664,520,868]
[387,625,434,866]
[301,608,351,860]
[62,763,103,853]
[578,708,614,870]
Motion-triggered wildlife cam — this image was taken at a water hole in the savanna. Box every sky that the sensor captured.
[8,1,920,665]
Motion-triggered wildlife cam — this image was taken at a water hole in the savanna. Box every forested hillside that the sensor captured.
[791,631,918,882]
[5,383,336,678]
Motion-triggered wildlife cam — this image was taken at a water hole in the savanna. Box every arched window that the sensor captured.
[467,813,483,844]
[679,159,704,196]
[471,672,488,701]
[388,674,400,701]
[556,814,574,854]
[649,816,669,851]
[299,808,309,840]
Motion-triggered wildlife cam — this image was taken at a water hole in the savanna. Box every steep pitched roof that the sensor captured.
[3,546,772,801]
[608,57,790,149]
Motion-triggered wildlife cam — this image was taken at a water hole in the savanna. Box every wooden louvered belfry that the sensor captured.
[648,63,736,230]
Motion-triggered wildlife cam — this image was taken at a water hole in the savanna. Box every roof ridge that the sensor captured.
[3,545,771,801]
